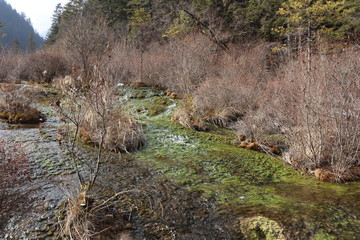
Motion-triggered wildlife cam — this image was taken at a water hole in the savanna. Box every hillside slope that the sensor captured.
[0,0,43,50]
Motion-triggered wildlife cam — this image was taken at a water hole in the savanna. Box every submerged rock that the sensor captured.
[239,216,286,240]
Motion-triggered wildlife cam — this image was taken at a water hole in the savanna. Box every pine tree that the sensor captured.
[11,38,21,54]
[45,3,63,45]
[27,33,36,52]
[62,0,85,21]
[88,0,130,25]
[274,0,350,65]
[339,0,360,43]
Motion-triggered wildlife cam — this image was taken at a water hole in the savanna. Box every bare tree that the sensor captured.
[61,14,110,86]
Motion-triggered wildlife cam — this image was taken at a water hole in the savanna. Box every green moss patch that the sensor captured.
[121,87,360,239]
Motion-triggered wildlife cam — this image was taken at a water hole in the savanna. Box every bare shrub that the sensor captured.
[107,40,139,85]
[108,34,216,92]
[56,65,142,235]
[56,59,144,185]
[60,15,110,85]
[188,44,274,128]
[138,41,173,87]
[0,48,13,80]
[264,52,360,180]
[0,50,27,81]
[163,34,217,94]
[24,49,69,83]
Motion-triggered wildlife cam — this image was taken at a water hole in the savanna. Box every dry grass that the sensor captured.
[61,195,93,240]
[82,109,145,152]
[59,189,133,240]
[172,95,208,131]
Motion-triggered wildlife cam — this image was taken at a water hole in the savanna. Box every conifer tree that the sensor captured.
[10,39,21,54]
[274,0,351,70]
[45,3,63,45]
[88,0,129,25]
[27,33,36,52]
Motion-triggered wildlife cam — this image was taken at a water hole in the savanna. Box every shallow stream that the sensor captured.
[1,85,359,239]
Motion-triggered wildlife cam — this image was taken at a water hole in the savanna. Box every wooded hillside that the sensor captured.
[0,0,43,51]
[46,0,360,46]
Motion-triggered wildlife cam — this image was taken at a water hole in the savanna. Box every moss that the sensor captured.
[123,94,173,119]
[312,233,337,240]
[131,89,148,99]
[150,97,172,115]
[239,216,286,240]
[120,87,360,238]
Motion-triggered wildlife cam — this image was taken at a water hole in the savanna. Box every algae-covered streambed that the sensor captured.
[120,87,360,239]
[1,85,360,239]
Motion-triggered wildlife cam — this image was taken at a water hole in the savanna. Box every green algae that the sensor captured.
[97,86,360,238]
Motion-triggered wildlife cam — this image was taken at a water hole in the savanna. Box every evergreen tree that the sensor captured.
[45,3,63,45]
[27,33,36,52]
[275,0,351,47]
[340,0,360,43]
[10,38,21,54]
[62,0,85,21]
[88,0,130,25]
[274,0,352,70]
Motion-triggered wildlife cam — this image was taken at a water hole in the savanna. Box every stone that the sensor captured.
[117,230,135,240]
[239,216,286,240]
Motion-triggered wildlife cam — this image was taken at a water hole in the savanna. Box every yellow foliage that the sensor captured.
[129,8,151,37]
[275,0,348,42]
[162,10,193,39]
